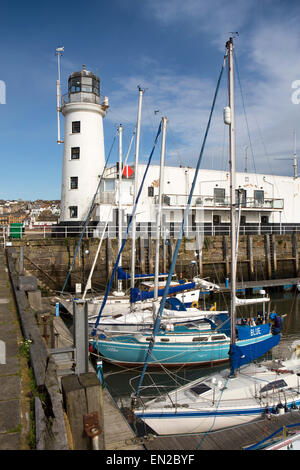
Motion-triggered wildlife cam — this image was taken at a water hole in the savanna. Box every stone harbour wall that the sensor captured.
[9,233,300,293]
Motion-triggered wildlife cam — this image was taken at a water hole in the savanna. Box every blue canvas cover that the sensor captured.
[130,282,197,303]
[230,334,281,371]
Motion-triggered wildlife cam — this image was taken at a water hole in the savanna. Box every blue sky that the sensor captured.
[1,0,300,200]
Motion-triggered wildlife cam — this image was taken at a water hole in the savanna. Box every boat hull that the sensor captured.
[91,329,279,367]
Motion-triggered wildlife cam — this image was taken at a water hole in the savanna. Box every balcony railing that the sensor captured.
[1,222,299,241]
[157,194,284,210]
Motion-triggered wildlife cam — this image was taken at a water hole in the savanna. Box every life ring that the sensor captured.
[191,301,199,308]
[210,302,217,311]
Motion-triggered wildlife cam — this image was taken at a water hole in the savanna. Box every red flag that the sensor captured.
[122,165,134,178]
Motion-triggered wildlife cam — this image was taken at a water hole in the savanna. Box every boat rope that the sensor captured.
[60,132,117,294]
[135,49,228,399]
[90,122,162,336]
[234,51,257,178]
[196,375,230,449]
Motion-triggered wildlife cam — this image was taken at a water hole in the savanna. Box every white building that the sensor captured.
[91,163,300,238]
[58,67,300,238]
[59,66,108,225]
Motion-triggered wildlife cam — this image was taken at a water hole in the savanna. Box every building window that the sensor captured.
[213,215,221,225]
[104,179,115,192]
[254,190,264,206]
[236,189,247,207]
[70,177,78,189]
[72,121,80,133]
[240,215,246,225]
[148,186,154,197]
[214,188,225,205]
[261,215,269,224]
[71,147,80,160]
[69,206,78,218]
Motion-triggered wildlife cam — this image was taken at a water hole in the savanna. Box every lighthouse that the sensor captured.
[59,65,108,227]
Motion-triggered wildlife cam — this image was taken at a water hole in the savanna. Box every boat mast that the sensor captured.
[154,117,168,305]
[130,87,144,299]
[118,124,123,293]
[226,37,237,373]
[293,129,297,179]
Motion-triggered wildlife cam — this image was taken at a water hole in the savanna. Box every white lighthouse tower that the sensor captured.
[59,65,108,227]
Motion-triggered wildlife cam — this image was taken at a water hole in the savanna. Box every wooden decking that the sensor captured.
[143,410,300,450]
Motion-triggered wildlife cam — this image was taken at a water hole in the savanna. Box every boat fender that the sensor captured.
[276,403,285,415]
[191,301,199,308]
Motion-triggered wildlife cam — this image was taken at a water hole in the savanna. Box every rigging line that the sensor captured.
[90,122,162,336]
[196,375,230,449]
[60,132,118,294]
[135,51,228,399]
[234,51,257,178]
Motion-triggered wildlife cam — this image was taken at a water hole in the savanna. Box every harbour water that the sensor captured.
[98,288,300,434]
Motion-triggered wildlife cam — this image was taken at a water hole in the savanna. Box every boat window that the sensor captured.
[160,338,170,342]
[211,335,226,341]
[190,383,211,395]
[192,336,208,342]
[261,379,288,393]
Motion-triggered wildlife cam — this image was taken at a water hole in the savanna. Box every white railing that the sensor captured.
[1,223,300,241]
[157,194,284,210]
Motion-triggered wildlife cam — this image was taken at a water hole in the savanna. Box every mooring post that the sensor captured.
[19,245,24,275]
[73,300,89,375]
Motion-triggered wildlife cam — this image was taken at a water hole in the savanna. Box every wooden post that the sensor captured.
[106,238,113,280]
[247,235,254,280]
[271,234,277,276]
[264,234,272,279]
[61,372,104,450]
[223,236,230,278]
[148,235,154,273]
[292,232,299,276]
[139,237,145,273]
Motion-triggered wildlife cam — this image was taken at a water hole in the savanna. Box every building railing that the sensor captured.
[157,194,284,210]
[1,222,299,241]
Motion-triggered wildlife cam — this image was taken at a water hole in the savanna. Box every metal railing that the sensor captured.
[157,194,284,210]
[1,222,300,242]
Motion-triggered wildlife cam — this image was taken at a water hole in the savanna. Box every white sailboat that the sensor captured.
[132,36,289,435]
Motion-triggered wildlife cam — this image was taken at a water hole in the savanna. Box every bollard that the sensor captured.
[55,302,60,317]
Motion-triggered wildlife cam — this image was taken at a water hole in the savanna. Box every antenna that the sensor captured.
[275,129,298,178]
[56,47,64,144]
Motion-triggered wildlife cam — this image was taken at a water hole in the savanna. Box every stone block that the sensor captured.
[27,290,42,311]
[17,276,38,292]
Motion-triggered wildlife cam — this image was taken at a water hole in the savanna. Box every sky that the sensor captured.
[1,0,300,200]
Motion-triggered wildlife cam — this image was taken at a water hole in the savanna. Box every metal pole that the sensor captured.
[154,117,168,301]
[118,124,123,292]
[130,87,144,293]
[227,37,237,363]
[73,300,89,374]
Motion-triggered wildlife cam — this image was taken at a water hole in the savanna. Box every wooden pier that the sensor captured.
[143,410,300,451]
[218,277,300,292]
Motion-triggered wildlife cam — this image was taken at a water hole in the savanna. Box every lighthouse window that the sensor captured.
[70,177,78,190]
[69,206,78,218]
[72,121,81,133]
[71,147,80,160]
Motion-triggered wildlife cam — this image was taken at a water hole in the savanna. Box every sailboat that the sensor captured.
[131,36,288,432]
[90,77,277,365]
[58,92,216,320]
